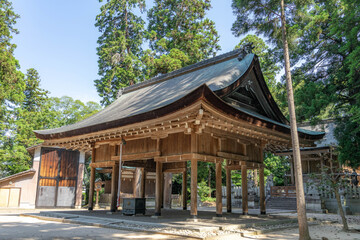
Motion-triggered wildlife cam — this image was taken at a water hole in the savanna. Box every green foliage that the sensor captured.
[264,153,290,186]
[0,0,25,109]
[290,0,360,167]
[48,96,102,126]
[0,0,26,177]
[232,0,360,169]
[0,69,102,177]
[335,117,360,168]
[145,0,220,77]
[197,180,212,202]
[95,0,146,106]
[0,68,52,176]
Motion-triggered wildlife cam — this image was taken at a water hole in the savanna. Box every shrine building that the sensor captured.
[34,49,324,217]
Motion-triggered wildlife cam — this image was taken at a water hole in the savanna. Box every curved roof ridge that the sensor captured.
[123,49,242,94]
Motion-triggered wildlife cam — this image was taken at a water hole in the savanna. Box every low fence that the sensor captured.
[317,185,360,199]
[221,184,359,200]
[221,186,261,198]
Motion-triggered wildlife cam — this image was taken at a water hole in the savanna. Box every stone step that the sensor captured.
[266,197,297,210]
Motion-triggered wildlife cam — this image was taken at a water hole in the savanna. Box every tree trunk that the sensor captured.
[334,186,349,231]
[280,1,311,239]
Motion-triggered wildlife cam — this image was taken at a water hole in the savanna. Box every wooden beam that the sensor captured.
[216,161,223,217]
[155,153,223,163]
[274,148,330,156]
[90,161,116,168]
[163,168,187,173]
[111,151,161,161]
[241,165,248,215]
[154,154,192,162]
[217,151,249,161]
[204,127,255,145]
[226,161,264,170]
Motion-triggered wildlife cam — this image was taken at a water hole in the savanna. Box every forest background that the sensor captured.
[0,0,359,199]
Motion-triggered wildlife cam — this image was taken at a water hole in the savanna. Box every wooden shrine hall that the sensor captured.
[34,49,324,218]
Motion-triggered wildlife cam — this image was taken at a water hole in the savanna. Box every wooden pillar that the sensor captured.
[216,161,223,217]
[155,161,162,216]
[182,169,187,210]
[140,168,146,198]
[163,173,172,209]
[190,159,198,218]
[88,166,95,210]
[226,160,232,213]
[133,168,142,197]
[241,164,248,215]
[259,166,266,214]
[160,170,164,208]
[290,157,295,185]
[110,164,119,212]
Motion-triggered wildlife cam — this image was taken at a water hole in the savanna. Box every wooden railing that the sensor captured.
[271,186,296,198]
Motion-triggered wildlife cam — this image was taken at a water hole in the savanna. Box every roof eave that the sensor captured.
[35,84,324,141]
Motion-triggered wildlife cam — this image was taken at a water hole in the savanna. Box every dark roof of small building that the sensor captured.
[0,169,36,184]
[34,50,324,140]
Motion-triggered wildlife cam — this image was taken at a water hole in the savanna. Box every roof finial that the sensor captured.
[117,88,124,98]
[237,43,254,61]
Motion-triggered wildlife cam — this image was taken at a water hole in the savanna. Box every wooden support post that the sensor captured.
[241,164,248,215]
[110,164,119,212]
[254,169,258,186]
[163,173,172,209]
[190,159,198,218]
[290,157,295,185]
[160,170,164,208]
[259,166,266,215]
[88,166,95,211]
[140,168,146,198]
[216,161,223,217]
[182,169,187,210]
[226,160,232,213]
[133,168,142,197]
[155,161,162,216]
[307,160,310,174]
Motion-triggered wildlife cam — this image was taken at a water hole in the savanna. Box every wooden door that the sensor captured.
[36,148,79,208]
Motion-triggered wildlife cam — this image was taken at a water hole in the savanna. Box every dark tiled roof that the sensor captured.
[34,50,324,140]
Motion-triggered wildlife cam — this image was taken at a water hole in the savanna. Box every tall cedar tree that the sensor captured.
[145,0,220,77]
[0,0,25,177]
[0,0,25,150]
[290,0,360,168]
[95,0,146,106]
[232,1,312,239]
[0,69,50,176]
[0,0,24,108]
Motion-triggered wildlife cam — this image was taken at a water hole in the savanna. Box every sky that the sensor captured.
[12,0,241,104]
